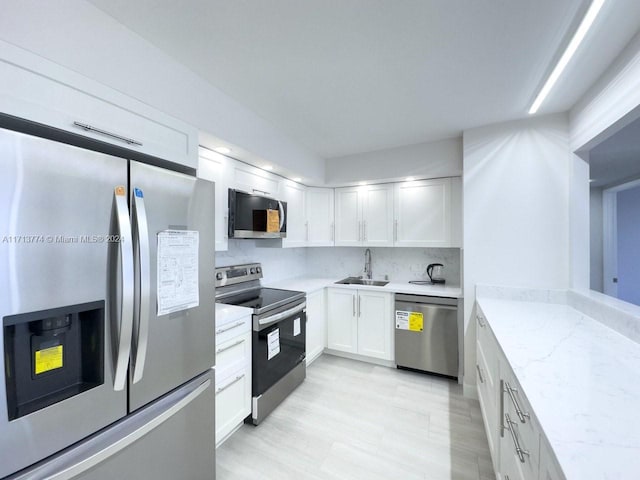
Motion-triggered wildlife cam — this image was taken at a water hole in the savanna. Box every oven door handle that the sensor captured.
[257,302,306,330]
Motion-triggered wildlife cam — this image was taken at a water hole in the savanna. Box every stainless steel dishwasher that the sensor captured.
[394,294,458,378]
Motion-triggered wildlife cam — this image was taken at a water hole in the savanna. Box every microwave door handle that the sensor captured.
[278,201,285,231]
[131,188,151,384]
[112,187,134,392]
[257,302,306,330]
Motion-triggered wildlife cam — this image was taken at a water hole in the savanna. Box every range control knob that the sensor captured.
[216,272,223,280]
[250,268,256,274]
[256,266,262,274]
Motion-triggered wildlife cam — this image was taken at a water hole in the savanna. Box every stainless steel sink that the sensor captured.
[335,277,389,286]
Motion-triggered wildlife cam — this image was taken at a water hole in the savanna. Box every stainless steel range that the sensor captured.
[214,263,306,425]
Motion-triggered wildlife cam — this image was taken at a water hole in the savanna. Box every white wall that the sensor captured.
[590,187,604,292]
[462,113,571,394]
[325,137,462,185]
[0,0,325,182]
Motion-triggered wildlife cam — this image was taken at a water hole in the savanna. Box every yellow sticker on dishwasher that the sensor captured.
[35,345,63,374]
[408,312,424,332]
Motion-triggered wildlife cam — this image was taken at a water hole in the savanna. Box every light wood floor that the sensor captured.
[216,354,495,480]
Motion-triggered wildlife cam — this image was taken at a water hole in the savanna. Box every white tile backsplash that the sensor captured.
[215,242,461,286]
[215,240,307,283]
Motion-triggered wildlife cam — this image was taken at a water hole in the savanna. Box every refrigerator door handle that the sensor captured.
[11,377,212,480]
[113,186,135,391]
[131,187,151,384]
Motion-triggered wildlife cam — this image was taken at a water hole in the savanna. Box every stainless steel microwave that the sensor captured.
[228,188,288,239]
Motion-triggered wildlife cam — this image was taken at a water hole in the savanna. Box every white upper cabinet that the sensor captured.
[394,178,454,247]
[362,184,394,247]
[0,40,198,169]
[335,185,393,247]
[335,187,362,246]
[197,148,231,251]
[306,188,335,246]
[232,162,279,197]
[279,180,307,248]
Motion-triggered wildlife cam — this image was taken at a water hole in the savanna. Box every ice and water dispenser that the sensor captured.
[3,301,104,420]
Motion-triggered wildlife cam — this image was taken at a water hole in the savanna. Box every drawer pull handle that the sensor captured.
[476,364,485,384]
[477,315,485,328]
[504,382,530,423]
[73,121,143,146]
[504,413,530,463]
[216,320,245,334]
[216,338,245,354]
[216,374,245,394]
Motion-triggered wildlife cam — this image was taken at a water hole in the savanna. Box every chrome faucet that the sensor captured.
[364,248,372,279]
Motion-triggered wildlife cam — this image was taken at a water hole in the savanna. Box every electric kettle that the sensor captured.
[426,263,445,284]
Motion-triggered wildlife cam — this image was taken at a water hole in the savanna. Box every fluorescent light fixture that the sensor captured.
[263,165,274,171]
[213,146,231,154]
[292,177,302,182]
[528,0,606,115]
[406,177,415,181]
[358,181,367,186]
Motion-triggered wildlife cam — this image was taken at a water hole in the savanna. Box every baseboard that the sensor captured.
[463,382,479,400]
[306,347,324,366]
[323,349,396,368]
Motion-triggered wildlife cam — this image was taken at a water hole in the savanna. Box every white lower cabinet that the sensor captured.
[327,288,393,361]
[215,315,251,447]
[305,289,326,365]
[476,303,566,480]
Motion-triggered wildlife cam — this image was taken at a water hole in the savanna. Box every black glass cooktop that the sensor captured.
[222,287,304,313]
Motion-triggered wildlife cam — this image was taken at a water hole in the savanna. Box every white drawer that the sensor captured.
[216,331,251,375]
[215,365,251,447]
[215,314,251,344]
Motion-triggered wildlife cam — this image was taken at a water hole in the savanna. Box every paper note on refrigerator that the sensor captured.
[267,328,280,360]
[157,230,199,316]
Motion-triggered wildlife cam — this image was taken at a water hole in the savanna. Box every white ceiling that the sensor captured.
[88,0,640,159]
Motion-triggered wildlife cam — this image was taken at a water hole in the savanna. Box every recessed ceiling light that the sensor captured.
[528,0,606,115]
[213,146,231,154]
[292,177,302,182]
[406,177,415,181]
[358,181,367,186]
[263,165,274,171]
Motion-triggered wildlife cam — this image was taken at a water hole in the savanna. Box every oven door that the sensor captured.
[252,300,306,396]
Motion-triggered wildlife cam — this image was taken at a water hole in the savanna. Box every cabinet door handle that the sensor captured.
[331,222,335,241]
[363,220,367,241]
[224,216,228,239]
[504,413,530,463]
[394,220,398,242]
[358,295,361,317]
[352,295,356,317]
[476,364,485,384]
[216,373,245,394]
[358,221,362,241]
[216,320,244,334]
[252,188,270,196]
[74,121,143,146]
[305,221,309,242]
[216,338,245,354]
[504,382,530,423]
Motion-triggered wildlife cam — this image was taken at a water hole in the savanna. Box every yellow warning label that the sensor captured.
[35,345,63,375]
[408,312,424,332]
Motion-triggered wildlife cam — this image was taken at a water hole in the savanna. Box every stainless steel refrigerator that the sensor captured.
[0,127,216,479]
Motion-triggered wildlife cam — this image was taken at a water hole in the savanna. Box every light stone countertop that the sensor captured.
[265,276,463,298]
[215,303,252,328]
[477,296,640,480]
